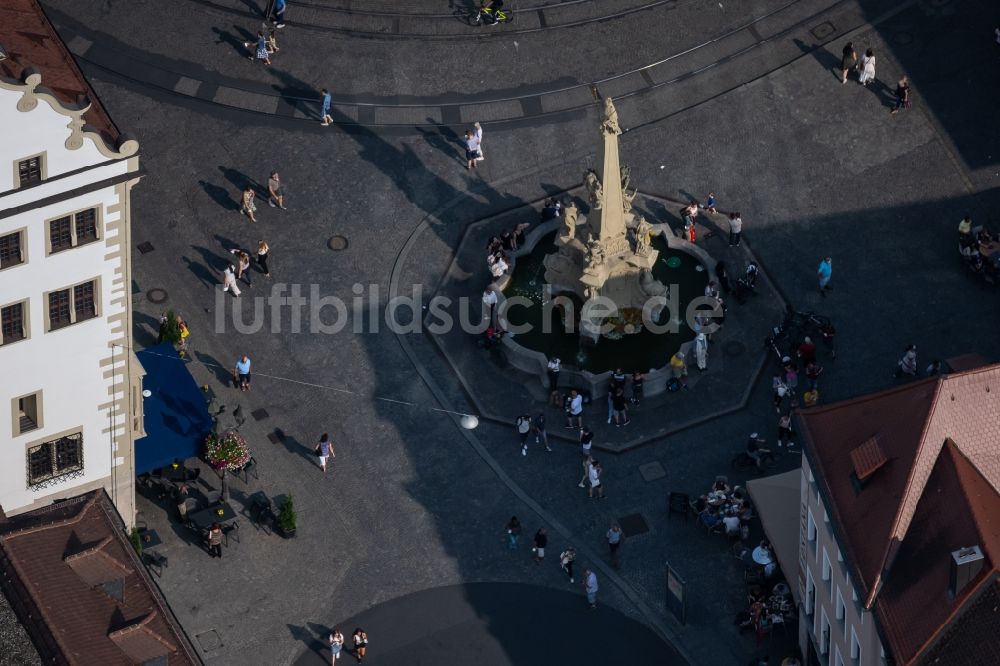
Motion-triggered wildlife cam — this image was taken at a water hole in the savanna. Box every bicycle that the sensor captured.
[473,3,513,26]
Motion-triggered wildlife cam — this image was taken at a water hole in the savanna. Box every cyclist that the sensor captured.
[481,0,504,25]
[746,432,771,471]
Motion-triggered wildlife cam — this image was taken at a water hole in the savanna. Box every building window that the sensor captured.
[836,588,846,624]
[17,155,44,186]
[820,609,831,655]
[1,302,27,344]
[27,432,83,486]
[48,208,100,254]
[806,569,816,616]
[823,549,832,582]
[13,392,42,435]
[835,647,845,666]
[850,627,861,661]
[46,279,99,331]
[0,231,25,269]
[808,510,818,557]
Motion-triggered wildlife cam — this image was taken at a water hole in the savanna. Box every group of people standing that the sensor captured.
[840,42,911,114]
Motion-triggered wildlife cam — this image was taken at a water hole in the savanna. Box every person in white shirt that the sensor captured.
[474,121,484,162]
[489,256,508,278]
[222,265,241,297]
[482,288,498,326]
[723,514,741,536]
[566,389,584,428]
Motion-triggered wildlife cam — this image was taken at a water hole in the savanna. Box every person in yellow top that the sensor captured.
[958,215,972,236]
[803,388,819,407]
[669,351,690,391]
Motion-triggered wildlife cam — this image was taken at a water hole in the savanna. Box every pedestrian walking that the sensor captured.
[630,370,645,406]
[777,413,794,447]
[234,354,252,391]
[728,212,743,247]
[352,628,368,663]
[890,76,910,115]
[612,387,630,426]
[319,88,333,126]
[565,389,584,428]
[588,459,605,499]
[328,629,344,663]
[532,528,547,564]
[533,413,552,452]
[257,240,271,277]
[695,333,708,371]
[240,185,258,222]
[547,356,561,402]
[464,129,481,170]
[314,433,335,473]
[505,516,521,549]
[267,171,287,209]
[704,191,717,215]
[817,256,833,296]
[516,414,532,456]
[266,29,279,54]
[482,287,497,327]
[805,360,823,390]
[222,265,242,297]
[772,374,788,413]
[607,523,625,568]
[669,351,689,390]
[271,0,287,28]
[230,249,252,286]
[584,569,599,609]
[895,344,918,378]
[246,31,271,65]
[578,428,594,484]
[559,546,576,582]
[607,368,625,423]
[840,42,857,84]
[474,121,485,162]
[207,522,223,558]
[858,48,876,86]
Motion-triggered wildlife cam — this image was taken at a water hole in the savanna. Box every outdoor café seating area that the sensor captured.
[137,457,259,559]
[668,474,799,647]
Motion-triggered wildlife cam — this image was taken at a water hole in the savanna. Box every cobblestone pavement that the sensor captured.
[41,0,1000,664]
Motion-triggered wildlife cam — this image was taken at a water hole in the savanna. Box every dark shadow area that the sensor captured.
[416,123,462,165]
[218,166,264,196]
[862,77,895,110]
[189,244,230,272]
[277,435,319,467]
[194,350,236,387]
[182,256,217,289]
[286,624,328,660]
[211,26,252,58]
[793,38,840,79]
[199,179,239,211]
[134,309,162,347]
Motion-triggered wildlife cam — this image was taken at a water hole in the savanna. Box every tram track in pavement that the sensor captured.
[185,0,680,39]
[49,0,911,129]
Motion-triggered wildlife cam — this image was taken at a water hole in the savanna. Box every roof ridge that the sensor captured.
[865,377,947,608]
[797,375,940,416]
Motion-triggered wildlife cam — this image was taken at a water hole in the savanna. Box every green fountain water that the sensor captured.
[503,232,708,373]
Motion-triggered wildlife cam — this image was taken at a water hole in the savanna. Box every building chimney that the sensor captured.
[949,546,984,598]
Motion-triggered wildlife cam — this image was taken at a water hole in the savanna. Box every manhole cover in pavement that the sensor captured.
[251,408,269,421]
[618,513,650,537]
[146,288,168,304]
[809,21,835,39]
[137,241,155,254]
[195,629,222,651]
[723,340,746,357]
[328,235,349,251]
[638,461,666,482]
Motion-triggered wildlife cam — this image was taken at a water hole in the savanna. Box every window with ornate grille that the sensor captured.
[49,216,73,253]
[0,231,24,269]
[74,209,98,245]
[17,156,43,186]
[73,282,96,321]
[48,289,71,330]
[27,432,83,486]
[1,302,26,344]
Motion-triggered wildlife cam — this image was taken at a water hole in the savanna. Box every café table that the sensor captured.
[160,464,194,483]
[138,528,162,549]
[187,501,237,532]
[752,546,774,566]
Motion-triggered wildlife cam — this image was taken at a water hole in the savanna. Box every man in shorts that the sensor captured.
[315,433,334,474]
[267,171,287,209]
[565,389,584,428]
[234,354,252,391]
[464,129,481,170]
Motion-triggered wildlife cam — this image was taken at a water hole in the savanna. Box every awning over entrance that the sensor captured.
[747,469,802,604]
[134,343,212,475]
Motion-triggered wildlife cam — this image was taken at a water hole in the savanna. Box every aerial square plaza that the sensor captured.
[1,1,998,665]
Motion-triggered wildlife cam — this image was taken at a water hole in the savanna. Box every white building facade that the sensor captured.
[798,457,886,666]
[0,71,143,526]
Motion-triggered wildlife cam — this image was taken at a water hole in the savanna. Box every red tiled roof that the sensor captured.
[0,0,120,146]
[0,491,201,665]
[798,361,1000,666]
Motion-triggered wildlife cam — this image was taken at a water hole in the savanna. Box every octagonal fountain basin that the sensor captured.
[502,231,708,374]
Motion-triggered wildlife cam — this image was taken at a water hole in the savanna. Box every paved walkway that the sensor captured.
[290,583,684,665]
